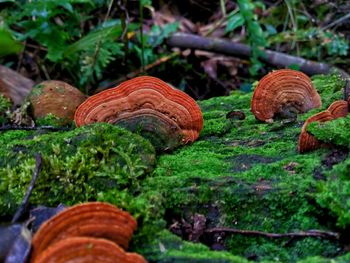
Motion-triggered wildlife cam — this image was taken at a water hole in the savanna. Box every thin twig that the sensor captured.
[12,153,43,223]
[139,0,145,72]
[321,13,350,31]
[205,227,340,240]
[0,125,72,131]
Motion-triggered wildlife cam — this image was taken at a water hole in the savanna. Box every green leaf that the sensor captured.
[149,22,179,47]
[0,29,22,57]
[140,0,151,7]
[225,13,244,33]
[63,25,123,57]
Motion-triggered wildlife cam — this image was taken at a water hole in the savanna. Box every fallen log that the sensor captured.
[167,33,350,98]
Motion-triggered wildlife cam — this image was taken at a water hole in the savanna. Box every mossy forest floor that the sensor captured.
[1,74,350,262]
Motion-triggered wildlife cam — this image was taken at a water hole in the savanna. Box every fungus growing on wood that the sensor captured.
[28,80,87,125]
[251,69,322,122]
[74,76,203,151]
[33,237,146,263]
[298,100,349,153]
[30,202,137,262]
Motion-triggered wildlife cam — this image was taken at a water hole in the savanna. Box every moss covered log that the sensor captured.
[1,74,350,262]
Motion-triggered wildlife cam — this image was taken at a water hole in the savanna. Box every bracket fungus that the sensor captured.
[298,100,349,153]
[30,202,137,262]
[74,76,203,151]
[33,237,146,263]
[251,69,322,122]
[28,80,87,125]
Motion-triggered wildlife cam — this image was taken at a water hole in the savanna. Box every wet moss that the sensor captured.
[35,113,73,127]
[138,230,250,263]
[0,94,11,125]
[0,73,348,262]
[311,73,345,108]
[307,115,350,148]
[315,155,350,228]
[0,123,156,216]
[140,74,347,262]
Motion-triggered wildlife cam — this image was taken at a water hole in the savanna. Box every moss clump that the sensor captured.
[0,94,11,125]
[0,123,156,216]
[307,115,350,147]
[35,113,73,127]
[138,230,250,263]
[315,155,350,228]
[311,73,345,108]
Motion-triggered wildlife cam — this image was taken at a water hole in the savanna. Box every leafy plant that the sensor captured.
[225,0,267,75]
[0,28,22,57]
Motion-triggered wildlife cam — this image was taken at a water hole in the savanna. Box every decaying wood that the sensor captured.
[167,33,350,98]
[167,33,333,75]
[0,65,34,106]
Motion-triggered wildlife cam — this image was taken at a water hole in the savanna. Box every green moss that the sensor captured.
[311,73,345,108]
[1,74,347,262]
[0,123,156,216]
[315,156,350,228]
[35,113,74,127]
[0,94,11,125]
[138,230,250,263]
[142,76,345,262]
[307,115,350,147]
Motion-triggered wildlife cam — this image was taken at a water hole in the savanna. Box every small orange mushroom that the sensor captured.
[30,202,137,262]
[33,237,147,263]
[298,100,349,153]
[28,80,87,125]
[74,76,203,151]
[251,69,322,122]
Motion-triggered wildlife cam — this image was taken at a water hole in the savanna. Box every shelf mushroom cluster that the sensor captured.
[251,68,349,153]
[74,76,204,151]
[30,202,146,263]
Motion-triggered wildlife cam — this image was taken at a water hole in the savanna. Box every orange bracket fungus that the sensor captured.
[251,69,322,122]
[33,237,146,263]
[74,76,203,151]
[28,80,87,125]
[298,100,349,153]
[30,202,137,262]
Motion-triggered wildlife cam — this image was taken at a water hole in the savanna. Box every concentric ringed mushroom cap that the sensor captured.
[33,237,147,263]
[298,100,349,153]
[30,202,137,262]
[251,69,322,122]
[74,76,203,151]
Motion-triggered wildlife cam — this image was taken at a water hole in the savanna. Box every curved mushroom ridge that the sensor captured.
[34,237,147,263]
[31,202,137,262]
[251,69,322,122]
[298,100,349,153]
[74,76,203,143]
[114,109,184,151]
[298,111,333,153]
[327,100,349,118]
